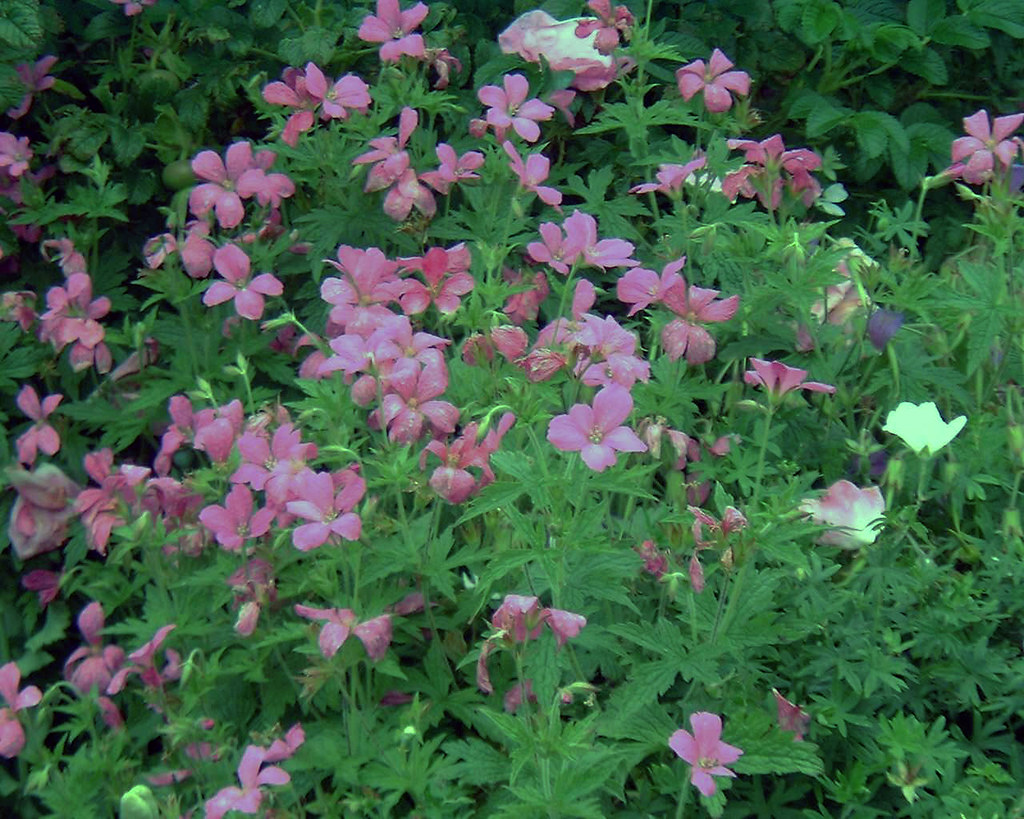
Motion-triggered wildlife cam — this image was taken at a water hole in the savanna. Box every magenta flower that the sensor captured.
[358,0,429,62]
[294,605,392,660]
[547,383,647,472]
[15,386,62,465]
[743,357,836,397]
[478,74,555,143]
[503,141,562,208]
[669,712,743,797]
[398,244,475,315]
[950,108,1024,185]
[199,484,275,552]
[0,662,42,759]
[285,469,365,550]
[800,479,884,548]
[676,49,750,113]
[203,244,283,321]
[204,745,291,819]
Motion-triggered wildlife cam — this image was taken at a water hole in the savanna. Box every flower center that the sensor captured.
[588,427,604,444]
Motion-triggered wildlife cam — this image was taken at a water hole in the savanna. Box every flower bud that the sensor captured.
[119,785,159,819]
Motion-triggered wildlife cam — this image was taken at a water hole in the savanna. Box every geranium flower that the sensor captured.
[7,55,57,120]
[294,605,392,660]
[629,158,708,197]
[676,49,750,113]
[15,386,62,465]
[661,276,739,364]
[724,134,822,210]
[547,384,647,472]
[357,0,429,62]
[772,689,811,741]
[64,602,125,695]
[478,74,554,143]
[202,244,283,321]
[199,484,275,552]
[204,745,290,819]
[669,712,743,797]
[744,358,835,397]
[503,141,562,208]
[285,469,365,550]
[950,109,1023,185]
[800,479,884,548]
[0,662,42,759]
[882,401,966,455]
[105,625,180,696]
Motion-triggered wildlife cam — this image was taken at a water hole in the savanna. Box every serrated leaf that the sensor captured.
[899,49,948,85]
[731,736,824,776]
[907,0,945,34]
[931,16,989,47]
[0,0,41,49]
[250,0,286,27]
[801,0,842,43]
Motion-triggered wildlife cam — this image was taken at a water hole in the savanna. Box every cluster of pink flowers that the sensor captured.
[189,142,295,230]
[476,594,587,700]
[724,135,823,211]
[262,62,372,146]
[528,209,639,274]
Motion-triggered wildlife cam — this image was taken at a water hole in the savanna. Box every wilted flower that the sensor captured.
[800,480,884,548]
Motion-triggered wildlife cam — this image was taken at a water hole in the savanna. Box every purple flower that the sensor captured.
[867,309,904,351]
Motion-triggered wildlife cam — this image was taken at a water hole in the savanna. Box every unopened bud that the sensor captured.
[119,785,159,819]
[720,547,734,571]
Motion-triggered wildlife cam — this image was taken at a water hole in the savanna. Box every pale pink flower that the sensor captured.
[420,144,484,194]
[358,0,429,62]
[800,479,884,548]
[0,133,32,177]
[37,272,112,373]
[669,712,743,797]
[294,605,392,660]
[629,157,708,196]
[527,221,583,275]
[109,0,156,16]
[303,63,372,120]
[398,244,475,315]
[380,358,459,443]
[478,73,554,143]
[563,210,638,270]
[676,49,750,113]
[724,135,822,210]
[547,384,647,472]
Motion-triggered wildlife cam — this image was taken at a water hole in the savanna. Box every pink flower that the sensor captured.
[0,133,32,177]
[380,358,459,443]
[527,221,583,275]
[420,413,515,503]
[304,64,372,121]
[743,357,836,397]
[7,55,57,120]
[203,243,283,321]
[37,272,112,373]
[357,0,429,62]
[773,689,811,741]
[478,73,554,143]
[660,275,740,365]
[398,244,475,315]
[199,484,275,552]
[419,143,484,194]
[800,479,884,548]
[294,605,392,660]
[629,157,708,196]
[189,143,293,228]
[285,469,365,550]
[547,384,647,472]
[950,108,1024,185]
[563,210,638,270]
[498,10,628,91]
[724,135,822,210]
[576,0,634,54]
[321,245,404,334]
[262,66,319,146]
[0,662,42,759]
[15,386,62,465]
[669,712,743,797]
[204,745,291,819]
[616,256,686,316]
[105,625,180,696]
[676,49,750,113]
[109,0,156,15]
[64,602,125,695]
[503,141,562,208]
[21,569,61,608]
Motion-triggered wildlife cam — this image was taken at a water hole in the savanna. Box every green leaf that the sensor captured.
[801,0,842,43]
[0,63,23,111]
[731,736,824,776]
[250,0,286,28]
[907,0,945,35]
[967,0,1024,37]
[930,16,989,47]
[0,0,41,49]
[898,48,948,85]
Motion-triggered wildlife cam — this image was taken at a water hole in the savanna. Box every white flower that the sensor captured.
[882,401,966,455]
